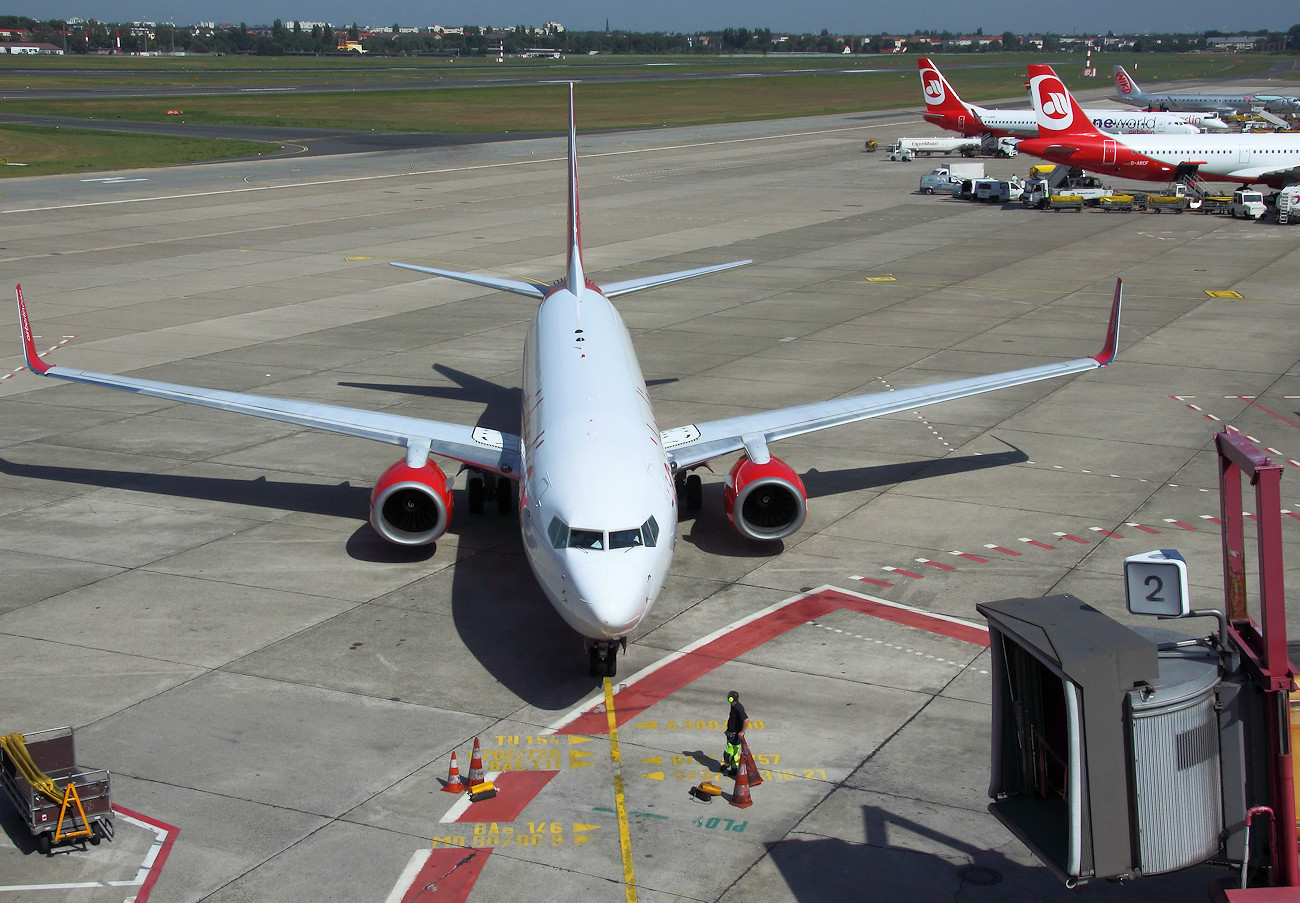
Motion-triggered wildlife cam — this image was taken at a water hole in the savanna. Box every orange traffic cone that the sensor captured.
[467,737,486,786]
[729,758,754,809]
[741,737,763,788]
[442,750,466,793]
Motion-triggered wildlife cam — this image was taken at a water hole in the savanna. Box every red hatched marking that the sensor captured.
[854,575,895,587]
[1127,522,1161,534]
[916,558,957,571]
[1019,538,1056,550]
[984,544,1021,556]
[398,849,490,903]
[453,770,559,823]
[1201,515,1223,525]
[1163,518,1195,531]
[1285,510,1300,521]
[555,589,988,737]
[1090,527,1124,538]
[883,566,924,579]
[1053,532,1090,544]
[951,551,988,563]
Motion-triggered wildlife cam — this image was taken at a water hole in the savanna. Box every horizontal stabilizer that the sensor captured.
[601,259,752,299]
[390,262,546,300]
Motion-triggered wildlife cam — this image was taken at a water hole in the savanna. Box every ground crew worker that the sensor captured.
[721,690,747,778]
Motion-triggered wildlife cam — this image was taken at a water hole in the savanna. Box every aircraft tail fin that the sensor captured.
[917,58,982,132]
[15,285,52,375]
[1112,65,1145,103]
[565,83,585,296]
[1027,64,1106,140]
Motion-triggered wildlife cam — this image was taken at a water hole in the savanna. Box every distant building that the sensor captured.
[1206,35,1263,52]
[0,43,64,54]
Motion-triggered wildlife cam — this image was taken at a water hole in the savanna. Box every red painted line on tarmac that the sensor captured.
[855,576,895,587]
[400,849,491,903]
[113,805,178,903]
[1163,519,1195,531]
[1090,528,1123,539]
[1201,515,1223,525]
[984,544,1021,556]
[1228,397,1300,429]
[453,771,559,824]
[1054,533,1090,544]
[557,589,988,738]
[883,567,924,579]
[951,552,988,562]
[1020,538,1056,550]
[1128,523,1161,534]
[917,559,957,571]
[1285,510,1300,521]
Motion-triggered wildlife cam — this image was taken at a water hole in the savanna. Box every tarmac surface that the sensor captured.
[0,101,1298,902]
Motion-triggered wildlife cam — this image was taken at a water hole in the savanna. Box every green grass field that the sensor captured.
[0,124,278,177]
[0,52,1282,176]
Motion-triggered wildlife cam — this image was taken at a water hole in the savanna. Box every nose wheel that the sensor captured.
[588,639,624,678]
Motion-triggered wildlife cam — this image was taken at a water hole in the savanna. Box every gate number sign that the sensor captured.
[1124,549,1190,617]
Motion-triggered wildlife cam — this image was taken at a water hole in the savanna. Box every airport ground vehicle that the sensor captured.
[918,162,984,194]
[1275,184,1300,223]
[887,136,980,160]
[1148,194,1188,213]
[1048,194,1085,212]
[976,178,1025,203]
[0,727,113,854]
[1099,195,1137,213]
[1227,189,1267,219]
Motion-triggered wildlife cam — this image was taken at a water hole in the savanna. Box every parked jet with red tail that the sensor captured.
[918,58,1227,138]
[1018,64,1300,189]
[14,85,1125,677]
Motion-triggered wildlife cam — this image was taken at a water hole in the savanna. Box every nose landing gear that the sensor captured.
[588,638,626,678]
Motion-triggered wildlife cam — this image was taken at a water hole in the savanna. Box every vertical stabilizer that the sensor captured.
[1112,66,1146,105]
[917,58,983,133]
[565,83,585,296]
[1027,64,1105,139]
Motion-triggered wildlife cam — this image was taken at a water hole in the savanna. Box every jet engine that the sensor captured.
[723,455,807,541]
[370,459,453,545]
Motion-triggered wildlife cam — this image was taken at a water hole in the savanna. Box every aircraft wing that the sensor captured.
[1224,164,1300,184]
[14,286,521,477]
[663,281,1122,471]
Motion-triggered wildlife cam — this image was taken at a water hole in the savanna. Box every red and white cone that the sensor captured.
[741,737,763,788]
[467,736,486,786]
[729,757,754,809]
[442,750,466,793]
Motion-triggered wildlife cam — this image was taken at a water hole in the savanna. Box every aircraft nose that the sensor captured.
[569,560,651,637]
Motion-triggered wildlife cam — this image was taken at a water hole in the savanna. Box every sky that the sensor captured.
[21,0,1298,35]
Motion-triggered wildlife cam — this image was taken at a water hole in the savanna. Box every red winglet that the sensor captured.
[16,284,52,374]
[1091,278,1123,366]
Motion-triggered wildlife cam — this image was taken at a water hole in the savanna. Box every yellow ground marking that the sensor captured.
[605,678,638,903]
[1205,290,1243,299]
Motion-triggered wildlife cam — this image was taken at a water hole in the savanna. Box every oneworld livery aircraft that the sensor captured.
[1020,64,1300,189]
[15,85,1124,677]
[918,58,1227,137]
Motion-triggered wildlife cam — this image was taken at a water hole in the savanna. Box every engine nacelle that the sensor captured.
[369,459,453,545]
[723,455,807,541]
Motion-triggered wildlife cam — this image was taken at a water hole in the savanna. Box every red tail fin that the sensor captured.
[1026,64,1104,139]
[917,58,981,133]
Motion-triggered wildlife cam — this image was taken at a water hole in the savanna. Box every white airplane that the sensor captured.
[14,86,1124,677]
[1114,65,1300,116]
[918,58,1228,137]
[1020,64,1300,190]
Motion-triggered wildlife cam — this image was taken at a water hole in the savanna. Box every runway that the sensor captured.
[0,108,1297,901]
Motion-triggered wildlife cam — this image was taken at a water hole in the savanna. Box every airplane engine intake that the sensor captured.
[723,455,807,541]
[370,459,453,545]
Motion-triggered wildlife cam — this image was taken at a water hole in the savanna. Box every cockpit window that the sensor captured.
[547,517,569,549]
[642,516,660,547]
[568,529,604,550]
[610,528,643,549]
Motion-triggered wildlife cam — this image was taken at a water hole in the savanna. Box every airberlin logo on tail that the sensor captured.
[921,68,945,106]
[1032,74,1074,130]
[1115,70,1134,95]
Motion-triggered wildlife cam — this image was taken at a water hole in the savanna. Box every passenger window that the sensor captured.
[547,517,569,549]
[569,529,604,550]
[610,528,643,549]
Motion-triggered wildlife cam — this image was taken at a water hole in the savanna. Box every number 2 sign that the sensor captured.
[1124,549,1190,617]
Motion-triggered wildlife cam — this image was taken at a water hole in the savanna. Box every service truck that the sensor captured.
[1023,174,1113,209]
[886,136,980,161]
[1275,185,1300,223]
[918,162,985,194]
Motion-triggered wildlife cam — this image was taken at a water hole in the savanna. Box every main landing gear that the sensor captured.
[677,472,703,513]
[588,638,626,678]
[467,471,514,515]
